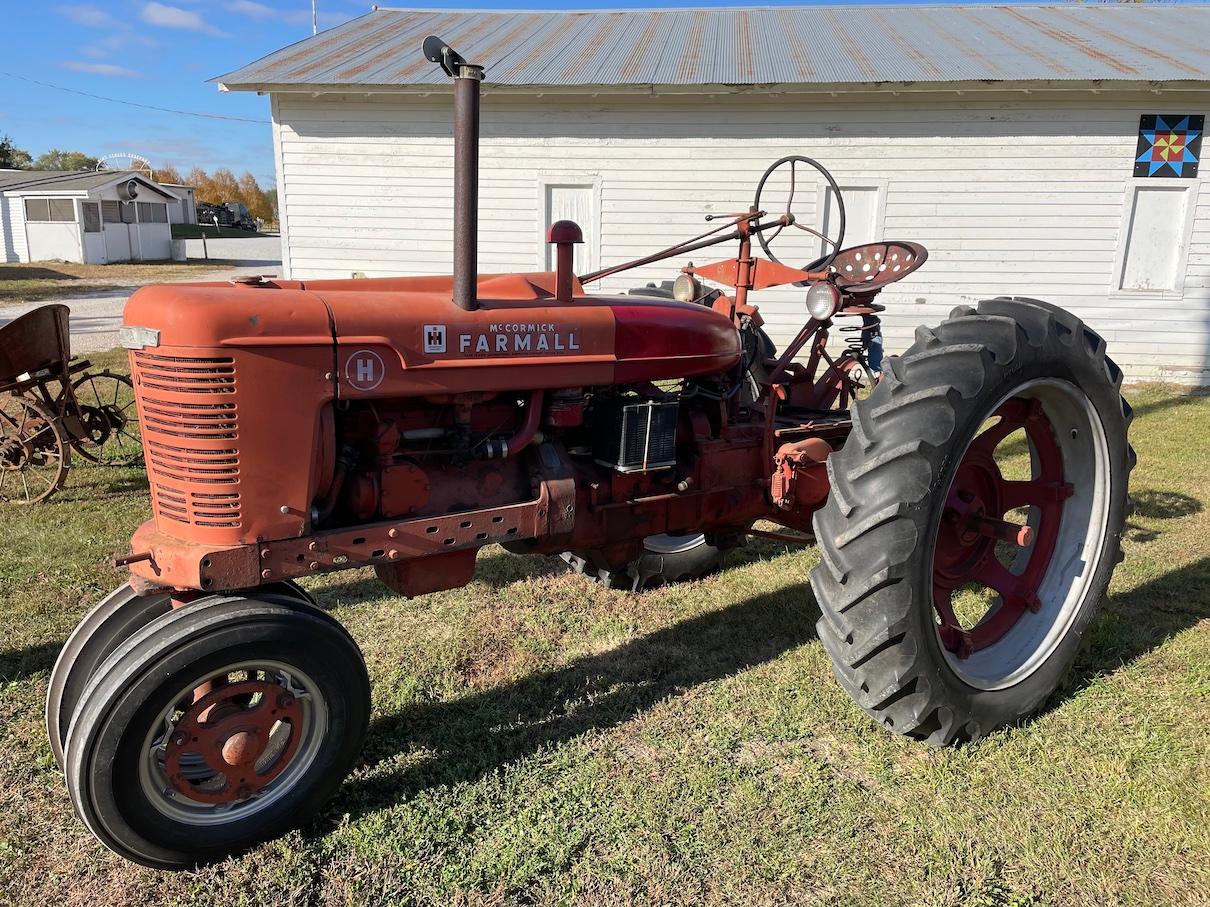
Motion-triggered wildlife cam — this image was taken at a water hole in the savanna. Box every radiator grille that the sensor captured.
[132,352,242,529]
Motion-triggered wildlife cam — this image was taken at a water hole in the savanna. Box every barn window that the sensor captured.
[1115,183,1197,294]
[120,201,136,224]
[82,203,101,233]
[24,198,76,222]
[102,200,121,223]
[137,202,167,223]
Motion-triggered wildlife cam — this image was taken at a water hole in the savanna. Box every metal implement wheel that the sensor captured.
[752,155,845,272]
[62,591,368,868]
[60,370,142,465]
[562,533,727,591]
[810,297,1133,745]
[46,580,315,770]
[0,394,70,504]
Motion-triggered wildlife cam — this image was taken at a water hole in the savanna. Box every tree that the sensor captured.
[188,167,218,204]
[237,171,273,223]
[155,164,185,186]
[208,168,241,206]
[31,149,100,171]
[0,135,32,169]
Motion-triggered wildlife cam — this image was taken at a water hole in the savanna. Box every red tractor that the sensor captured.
[48,39,1133,868]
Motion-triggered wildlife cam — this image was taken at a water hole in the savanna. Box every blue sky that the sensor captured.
[0,0,1098,186]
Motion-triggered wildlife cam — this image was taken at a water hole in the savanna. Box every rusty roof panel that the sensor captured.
[216,4,1210,90]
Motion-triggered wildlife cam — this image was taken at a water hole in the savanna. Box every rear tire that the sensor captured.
[62,591,366,868]
[810,297,1133,745]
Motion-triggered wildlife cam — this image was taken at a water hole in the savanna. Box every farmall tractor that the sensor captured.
[48,40,1132,868]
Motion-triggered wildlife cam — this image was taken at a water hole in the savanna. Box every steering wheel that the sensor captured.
[753,155,846,272]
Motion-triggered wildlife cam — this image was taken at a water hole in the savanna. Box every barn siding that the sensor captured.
[274,90,1210,383]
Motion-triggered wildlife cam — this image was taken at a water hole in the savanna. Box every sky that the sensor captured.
[0,0,1154,187]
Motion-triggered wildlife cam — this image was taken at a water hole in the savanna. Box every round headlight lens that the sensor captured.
[805,282,840,321]
[673,273,700,303]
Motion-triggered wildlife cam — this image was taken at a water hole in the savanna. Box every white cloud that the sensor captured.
[58,4,123,29]
[224,0,357,29]
[139,2,229,37]
[62,61,143,78]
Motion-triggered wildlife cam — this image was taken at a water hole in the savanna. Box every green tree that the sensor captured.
[31,149,100,171]
[0,135,32,169]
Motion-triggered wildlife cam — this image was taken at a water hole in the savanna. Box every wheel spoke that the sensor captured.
[1000,479,1074,512]
[967,400,1030,457]
[970,558,1036,615]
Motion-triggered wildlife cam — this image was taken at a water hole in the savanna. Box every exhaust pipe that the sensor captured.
[424,35,484,312]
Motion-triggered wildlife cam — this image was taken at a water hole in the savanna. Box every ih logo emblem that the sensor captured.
[423,324,447,354]
[343,349,385,391]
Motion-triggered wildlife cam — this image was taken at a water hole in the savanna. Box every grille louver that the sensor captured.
[132,352,242,529]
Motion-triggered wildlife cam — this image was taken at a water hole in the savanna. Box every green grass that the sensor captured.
[0,357,1207,906]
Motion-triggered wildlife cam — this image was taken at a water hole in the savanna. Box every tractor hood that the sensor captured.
[122,273,742,396]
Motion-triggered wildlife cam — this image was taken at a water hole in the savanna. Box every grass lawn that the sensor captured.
[0,261,243,307]
[0,350,1206,906]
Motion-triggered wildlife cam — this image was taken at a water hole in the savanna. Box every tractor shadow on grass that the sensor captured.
[1065,554,1210,698]
[328,582,820,822]
[327,548,1210,825]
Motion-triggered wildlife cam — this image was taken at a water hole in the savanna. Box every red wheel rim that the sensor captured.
[163,677,306,805]
[932,397,1075,660]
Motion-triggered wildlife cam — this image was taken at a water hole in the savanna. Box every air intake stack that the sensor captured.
[424,35,484,312]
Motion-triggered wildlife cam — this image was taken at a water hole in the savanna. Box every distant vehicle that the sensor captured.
[195,200,257,231]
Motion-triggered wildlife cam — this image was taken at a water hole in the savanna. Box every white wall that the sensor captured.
[26,221,82,262]
[137,222,172,260]
[1,195,28,262]
[273,89,1210,384]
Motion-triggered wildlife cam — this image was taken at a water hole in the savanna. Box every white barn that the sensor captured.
[218,4,1210,383]
[0,170,178,264]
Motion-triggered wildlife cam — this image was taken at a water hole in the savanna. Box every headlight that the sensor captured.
[673,273,700,303]
[805,282,840,321]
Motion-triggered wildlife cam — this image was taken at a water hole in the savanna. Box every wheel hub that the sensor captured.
[163,679,304,805]
[932,398,1074,660]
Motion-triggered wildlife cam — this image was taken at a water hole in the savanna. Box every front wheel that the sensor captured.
[62,593,369,868]
[811,297,1133,745]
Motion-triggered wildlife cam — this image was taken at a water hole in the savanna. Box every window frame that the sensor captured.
[23,197,77,223]
[82,202,101,233]
[1110,178,1199,300]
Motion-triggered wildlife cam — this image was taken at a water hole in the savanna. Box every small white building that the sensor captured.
[218,4,1210,383]
[0,169,178,264]
[161,183,198,226]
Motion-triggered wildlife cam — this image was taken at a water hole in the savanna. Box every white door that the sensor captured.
[104,224,131,262]
[543,184,594,274]
[821,185,886,255]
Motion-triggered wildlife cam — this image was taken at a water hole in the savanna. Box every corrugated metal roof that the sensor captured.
[216,4,1210,91]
